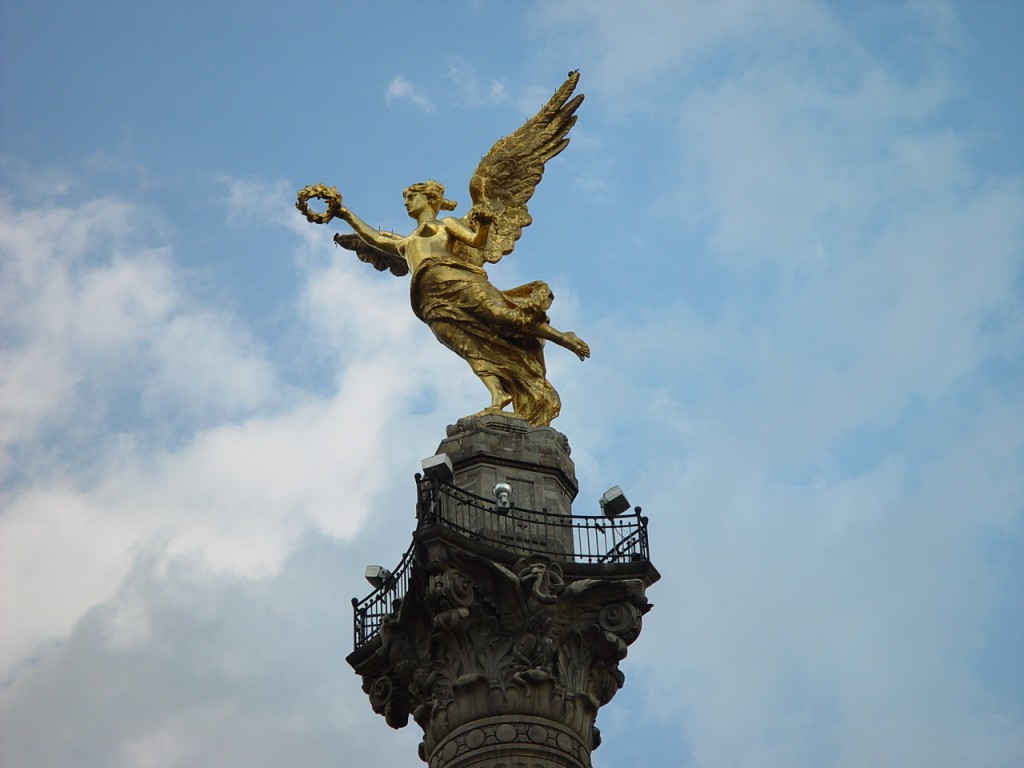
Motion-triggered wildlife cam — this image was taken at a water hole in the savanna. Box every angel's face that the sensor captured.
[403,189,434,219]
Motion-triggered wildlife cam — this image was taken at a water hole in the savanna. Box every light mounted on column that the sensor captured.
[493,482,513,514]
[599,486,631,517]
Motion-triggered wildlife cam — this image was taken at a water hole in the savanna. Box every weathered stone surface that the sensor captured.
[439,413,576,513]
[347,420,657,767]
[430,715,590,768]
[433,413,577,556]
[349,544,651,767]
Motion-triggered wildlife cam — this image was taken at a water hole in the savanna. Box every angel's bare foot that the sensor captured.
[480,375,512,409]
[475,406,506,416]
[563,332,590,361]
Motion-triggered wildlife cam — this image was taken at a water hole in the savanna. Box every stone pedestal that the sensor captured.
[437,413,578,516]
[433,414,577,556]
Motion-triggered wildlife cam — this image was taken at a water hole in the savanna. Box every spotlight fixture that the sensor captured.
[599,486,631,518]
[421,452,454,482]
[364,565,392,590]
[492,482,513,513]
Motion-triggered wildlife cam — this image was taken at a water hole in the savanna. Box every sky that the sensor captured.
[1,1,1022,766]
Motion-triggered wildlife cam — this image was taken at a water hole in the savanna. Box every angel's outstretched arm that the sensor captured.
[534,323,590,361]
[335,204,402,257]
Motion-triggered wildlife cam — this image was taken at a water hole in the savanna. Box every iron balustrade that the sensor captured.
[351,540,415,649]
[415,474,649,565]
[351,474,651,650]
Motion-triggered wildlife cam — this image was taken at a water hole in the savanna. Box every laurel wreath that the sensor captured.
[295,184,342,224]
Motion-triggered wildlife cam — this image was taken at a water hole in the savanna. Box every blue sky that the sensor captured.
[1,1,1022,766]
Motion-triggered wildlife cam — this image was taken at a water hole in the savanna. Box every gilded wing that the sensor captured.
[455,70,584,266]
[333,233,409,277]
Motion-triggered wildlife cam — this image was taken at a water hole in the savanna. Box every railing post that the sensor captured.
[415,471,445,527]
[430,476,441,526]
[351,596,360,649]
[414,472,425,523]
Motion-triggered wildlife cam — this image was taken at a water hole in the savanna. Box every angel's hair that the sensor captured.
[406,180,458,211]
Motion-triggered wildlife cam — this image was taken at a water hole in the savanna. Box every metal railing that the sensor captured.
[351,540,415,649]
[351,474,651,650]
[415,474,650,565]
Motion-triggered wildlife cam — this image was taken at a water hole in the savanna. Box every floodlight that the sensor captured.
[364,565,392,590]
[421,453,454,482]
[599,486,631,518]
[493,482,513,513]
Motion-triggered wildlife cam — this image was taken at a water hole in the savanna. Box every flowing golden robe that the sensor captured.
[410,254,560,426]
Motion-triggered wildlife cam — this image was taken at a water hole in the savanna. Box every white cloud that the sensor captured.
[0,535,420,768]
[385,75,435,113]
[0,193,277,468]
[0,180,477,682]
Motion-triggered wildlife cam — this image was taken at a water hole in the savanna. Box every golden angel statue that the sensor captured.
[296,71,589,427]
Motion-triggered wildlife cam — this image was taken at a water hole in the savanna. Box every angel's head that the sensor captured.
[403,180,457,218]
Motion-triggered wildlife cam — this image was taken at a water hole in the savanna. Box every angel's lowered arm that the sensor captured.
[443,212,492,249]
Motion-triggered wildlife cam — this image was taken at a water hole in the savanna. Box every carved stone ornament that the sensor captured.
[348,543,652,768]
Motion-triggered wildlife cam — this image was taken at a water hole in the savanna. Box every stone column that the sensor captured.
[347,416,658,768]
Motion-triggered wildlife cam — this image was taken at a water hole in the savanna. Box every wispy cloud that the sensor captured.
[0,534,420,768]
[446,59,509,108]
[0,179,475,679]
[385,75,435,113]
